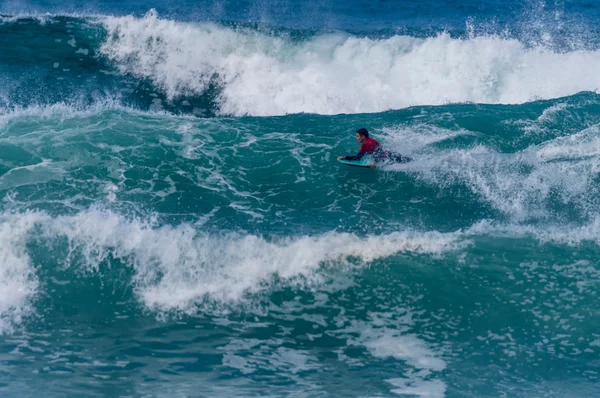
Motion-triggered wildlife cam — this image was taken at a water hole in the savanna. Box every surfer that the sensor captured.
[337,128,410,167]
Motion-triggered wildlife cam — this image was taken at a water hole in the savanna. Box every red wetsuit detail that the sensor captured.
[358,138,380,156]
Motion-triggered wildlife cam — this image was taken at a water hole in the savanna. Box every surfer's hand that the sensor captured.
[370,162,376,168]
[337,156,345,160]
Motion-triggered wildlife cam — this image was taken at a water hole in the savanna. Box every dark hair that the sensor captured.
[356,128,369,138]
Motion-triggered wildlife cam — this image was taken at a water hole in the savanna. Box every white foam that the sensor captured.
[100,10,600,116]
[0,212,41,334]
[0,101,117,125]
[342,323,447,397]
[381,124,473,154]
[49,210,462,312]
[536,124,600,161]
[0,99,193,128]
[0,13,57,25]
[363,331,446,371]
[2,206,600,330]
[0,209,461,315]
[467,217,600,246]
[394,123,600,221]
[388,378,447,398]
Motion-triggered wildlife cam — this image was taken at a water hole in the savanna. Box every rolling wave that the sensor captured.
[3,11,600,116]
[100,10,600,115]
[2,205,600,334]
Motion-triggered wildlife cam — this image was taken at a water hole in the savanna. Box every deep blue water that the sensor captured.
[1,1,600,397]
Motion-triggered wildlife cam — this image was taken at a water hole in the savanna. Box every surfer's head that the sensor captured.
[356,128,369,142]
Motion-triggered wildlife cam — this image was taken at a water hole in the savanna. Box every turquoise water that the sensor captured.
[1,2,600,397]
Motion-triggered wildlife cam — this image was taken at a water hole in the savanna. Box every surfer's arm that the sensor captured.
[338,142,369,161]
[342,151,366,161]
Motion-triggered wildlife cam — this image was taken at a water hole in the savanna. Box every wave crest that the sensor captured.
[99,11,600,116]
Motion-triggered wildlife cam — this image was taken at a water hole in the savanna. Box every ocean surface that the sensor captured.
[1,0,600,396]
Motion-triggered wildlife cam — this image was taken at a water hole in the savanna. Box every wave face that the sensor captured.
[2,2,600,397]
[3,11,600,116]
[100,11,600,116]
